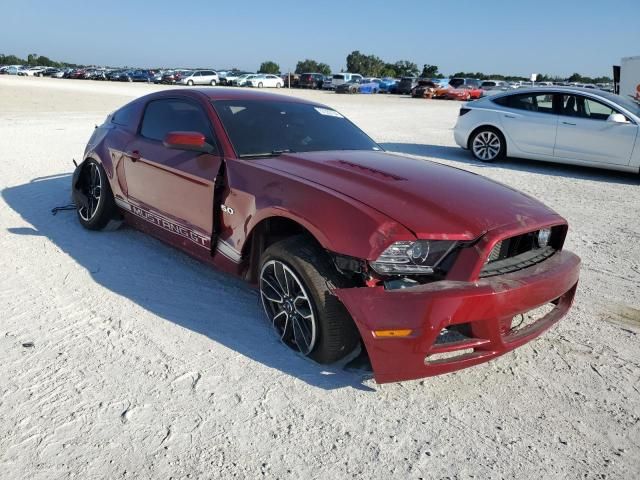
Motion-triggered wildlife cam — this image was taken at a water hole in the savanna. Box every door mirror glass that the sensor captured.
[163,131,213,153]
[607,113,628,124]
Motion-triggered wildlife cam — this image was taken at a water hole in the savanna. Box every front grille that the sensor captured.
[480,227,562,278]
[487,231,540,263]
[480,246,556,277]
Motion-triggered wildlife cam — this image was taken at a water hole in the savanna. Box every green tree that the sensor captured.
[394,60,419,77]
[316,62,331,75]
[380,65,398,78]
[27,53,38,65]
[36,55,55,67]
[258,61,280,74]
[567,72,584,83]
[452,71,488,80]
[0,54,25,65]
[420,64,441,78]
[346,50,385,77]
[295,59,331,75]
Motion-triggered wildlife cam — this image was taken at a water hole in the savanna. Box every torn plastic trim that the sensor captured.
[71,158,90,209]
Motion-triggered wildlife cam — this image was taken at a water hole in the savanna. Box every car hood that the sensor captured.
[258,150,560,240]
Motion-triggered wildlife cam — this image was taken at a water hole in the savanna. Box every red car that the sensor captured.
[72,89,580,383]
[446,85,484,101]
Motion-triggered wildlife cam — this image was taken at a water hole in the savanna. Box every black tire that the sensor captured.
[469,127,506,163]
[76,159,117,230]
[259,236,360,364]
[258,82,263,88]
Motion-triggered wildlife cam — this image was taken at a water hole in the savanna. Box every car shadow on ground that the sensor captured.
[2,174,375,392]
[380,143,640,186]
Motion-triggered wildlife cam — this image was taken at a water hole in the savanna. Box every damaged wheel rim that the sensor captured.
[260,260,316,355]
[78,163,102,221]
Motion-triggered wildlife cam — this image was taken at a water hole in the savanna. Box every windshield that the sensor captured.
[212,100,380,157]
[597,90,640,116]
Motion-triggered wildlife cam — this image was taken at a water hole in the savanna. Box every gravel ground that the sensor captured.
[0,76,639,480]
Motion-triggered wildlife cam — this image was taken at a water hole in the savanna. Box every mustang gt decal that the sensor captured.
[116,197,209,249]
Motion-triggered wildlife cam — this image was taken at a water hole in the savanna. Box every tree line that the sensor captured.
[0,53,82,68]
[260,51,612,83]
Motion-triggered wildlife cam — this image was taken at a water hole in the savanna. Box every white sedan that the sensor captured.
[247,74,283,88]
[453,87,640,173]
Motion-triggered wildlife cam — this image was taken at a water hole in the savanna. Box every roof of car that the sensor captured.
[481,87,639,114]
[142,87,325,106]
[496,86,602,94]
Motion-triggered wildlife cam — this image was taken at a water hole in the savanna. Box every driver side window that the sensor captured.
[561,95,616,120]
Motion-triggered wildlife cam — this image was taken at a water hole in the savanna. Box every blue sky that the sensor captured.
[1,0,638,77]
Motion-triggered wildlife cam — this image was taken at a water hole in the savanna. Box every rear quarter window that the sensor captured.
[111,102,140,131]
[492,96,510,106]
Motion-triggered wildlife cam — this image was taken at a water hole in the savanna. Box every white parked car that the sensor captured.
[453,87,640,173]
[178,69,219,86]
[232,74,255,86]
[21,67,46,76]
[331,72,363,88]
[247,74,283,88]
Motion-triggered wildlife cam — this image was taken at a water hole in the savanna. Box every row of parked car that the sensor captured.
[1,65,615,100]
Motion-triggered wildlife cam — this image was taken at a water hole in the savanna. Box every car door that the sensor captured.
[121,97,223,253]
[554,94,638,165]
[497,92,559,156]
[201,70,214,84]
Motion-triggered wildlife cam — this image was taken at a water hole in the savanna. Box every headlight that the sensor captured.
[370,240,457,275]
[537,228,552,248]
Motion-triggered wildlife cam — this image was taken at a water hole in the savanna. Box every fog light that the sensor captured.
[537,228,552,248]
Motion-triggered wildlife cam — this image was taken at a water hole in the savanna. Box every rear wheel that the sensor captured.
[470,128,506,162]
[76,159,117,230]
[276,82,282,88]
[259,236,360,364]
[210,79,217,86]
[258,82,263,88]
[187,80,194,86]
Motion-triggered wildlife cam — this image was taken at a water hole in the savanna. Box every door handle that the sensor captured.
[125,150,141,162]
[504,114,516,118]
[562,121,576,126]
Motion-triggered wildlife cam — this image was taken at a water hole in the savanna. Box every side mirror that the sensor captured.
[163,131,214,153]
[607,113,628,124]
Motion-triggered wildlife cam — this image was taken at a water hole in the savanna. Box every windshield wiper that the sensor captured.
[239,149,294,159]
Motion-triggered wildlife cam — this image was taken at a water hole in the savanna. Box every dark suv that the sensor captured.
[298,73,325,89]
[397,76,418,94]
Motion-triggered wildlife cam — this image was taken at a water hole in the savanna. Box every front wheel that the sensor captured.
[276,82,282,88]
[210,79,216,86]
[259,236,360,364]
[187,80,194,86]
[470,128,506,162]
[257,82,263,88]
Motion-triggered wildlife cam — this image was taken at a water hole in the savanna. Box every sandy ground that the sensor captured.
[0,76,639,480]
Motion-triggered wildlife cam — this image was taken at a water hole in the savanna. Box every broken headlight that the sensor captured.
[370,240,457,275]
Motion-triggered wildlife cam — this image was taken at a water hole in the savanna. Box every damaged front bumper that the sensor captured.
[335,250,580,384]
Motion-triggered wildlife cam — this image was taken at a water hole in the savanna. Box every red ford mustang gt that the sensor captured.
[73,88,580,383]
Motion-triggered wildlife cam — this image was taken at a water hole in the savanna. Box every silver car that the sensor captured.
[178,69,219,86]
[453,87,640,173]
